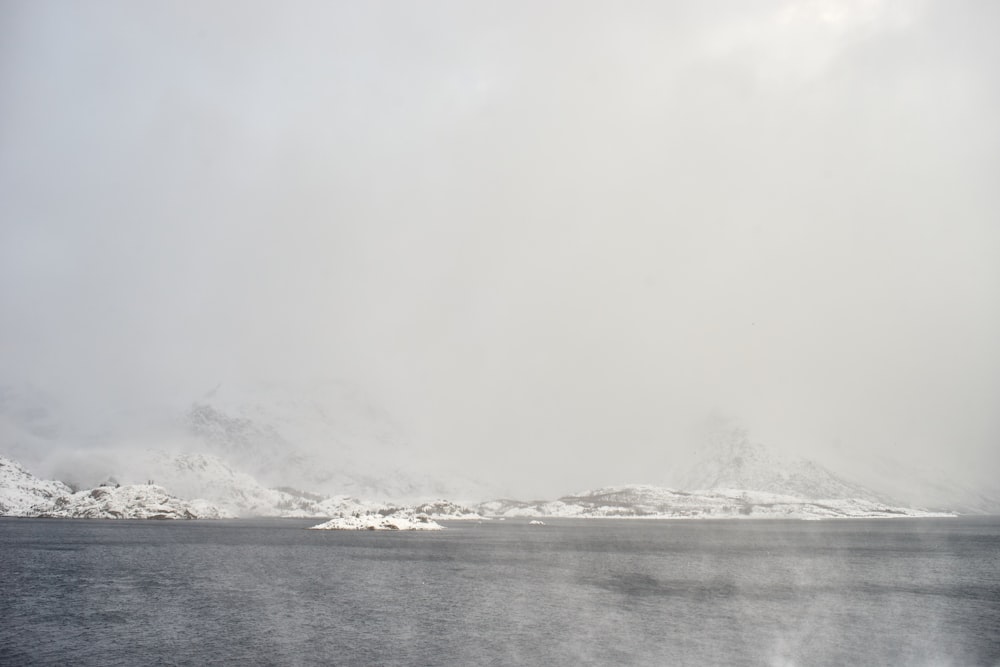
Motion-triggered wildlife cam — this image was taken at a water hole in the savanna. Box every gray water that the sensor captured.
[1,517,998,666]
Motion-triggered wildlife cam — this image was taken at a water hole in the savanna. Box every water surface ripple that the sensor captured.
[1,517,998,666]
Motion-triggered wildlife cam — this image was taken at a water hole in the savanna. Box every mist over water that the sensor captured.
[3,518,999,666]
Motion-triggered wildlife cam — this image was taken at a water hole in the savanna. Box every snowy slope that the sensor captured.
[32,484,232,519]
[185,381,419,498]
[479,485,953,519]
[0,380,497,504]
[135,450,322,518]
[0,455,72,516]
[130,450,483,519]
[2,443,483,521]
[1,452,230,519]
[676,426,887,502]
[475,426,939,519]
[412,500,485,520]
[183,382,494,502]
[824,452,1000,514]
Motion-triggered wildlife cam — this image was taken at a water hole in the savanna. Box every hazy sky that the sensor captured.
[2,1,998,495]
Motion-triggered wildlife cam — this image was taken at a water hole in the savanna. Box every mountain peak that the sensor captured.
[678,425,887,502]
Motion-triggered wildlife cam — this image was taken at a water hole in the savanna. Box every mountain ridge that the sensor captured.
[674,426,891,503]
[478,484,952,519]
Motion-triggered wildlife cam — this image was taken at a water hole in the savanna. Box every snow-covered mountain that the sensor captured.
[823,452,1000,514]
[0,455,72,516]
[674,426,888,502]
[3,378,989,517]
[128,450,484,519]
[34,484,232,520]
[479,485,952,519]
[0,453,229,519]
[411,499,484,519]
[133,450,328,518]
[0,447,957,522]
[184,381,422,499]
[2,448,483,521]
[0,380,497,503]
[183,382,495,502]
[478,426,955,519]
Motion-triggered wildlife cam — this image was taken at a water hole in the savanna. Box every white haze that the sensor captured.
[1,1,998,501]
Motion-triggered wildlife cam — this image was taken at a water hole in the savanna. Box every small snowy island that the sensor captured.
[309,511,443,531]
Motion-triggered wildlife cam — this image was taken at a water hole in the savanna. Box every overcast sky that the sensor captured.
[2,0,998,496]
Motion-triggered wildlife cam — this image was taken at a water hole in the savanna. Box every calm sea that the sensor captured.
[1,517,998,666]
